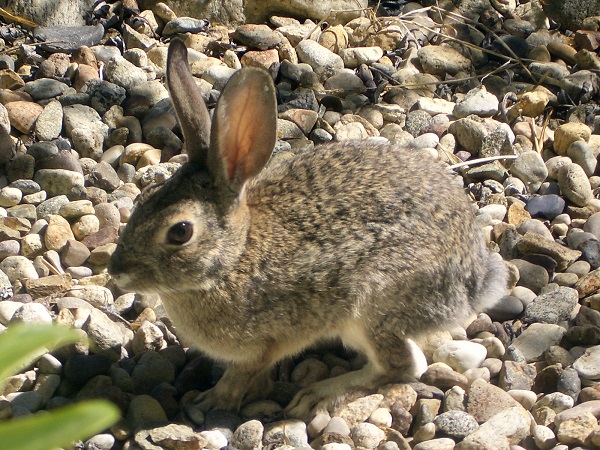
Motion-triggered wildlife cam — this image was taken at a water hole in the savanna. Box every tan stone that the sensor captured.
[554,122,591,155]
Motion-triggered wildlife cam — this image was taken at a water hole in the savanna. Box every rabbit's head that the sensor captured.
[109,39,277,295]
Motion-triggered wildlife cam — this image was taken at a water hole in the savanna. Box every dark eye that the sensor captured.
[167,222,193,245]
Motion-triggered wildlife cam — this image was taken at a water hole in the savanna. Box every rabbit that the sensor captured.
[109,38,508,419]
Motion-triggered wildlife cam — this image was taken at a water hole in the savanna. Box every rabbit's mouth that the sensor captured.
[109,271,136,291]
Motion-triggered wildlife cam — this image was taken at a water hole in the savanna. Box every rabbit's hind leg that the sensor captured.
[285,360,384,420]
[285,319,425,420]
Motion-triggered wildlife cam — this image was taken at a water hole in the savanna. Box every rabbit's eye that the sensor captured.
[167,221,193,245]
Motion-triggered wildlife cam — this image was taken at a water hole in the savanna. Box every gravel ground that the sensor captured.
[0,0,600,449]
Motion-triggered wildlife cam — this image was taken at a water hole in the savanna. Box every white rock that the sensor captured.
[479,204,507,222]
[508,389,538,410]
[453,86,499,118]
[201,65,237,89]
[10,303,52,324]
[0,255,39,283]
[510,151,549,193]
[351,422,385,450]
[296,40,344,76]
[322,444,352,450]
[414,438,456,450]
[455,406,531,449]
[339,46,383,68]
[0,300,22,325]
[368,408,392,427]
[410,133,439,150]
[264,420,308,448]
[573,345,600,380]
[433,340,487,372]
[534,392,574,414]
[104,56,148,91]
[416,97,455,115]
[532,425,556,450]
[0,187,22,207]
[199,430,228,449]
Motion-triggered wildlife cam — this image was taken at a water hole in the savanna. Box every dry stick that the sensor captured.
[385,60,516,91]
[429,6,538,84]
[448,155,519,170]
[0,40,77,56]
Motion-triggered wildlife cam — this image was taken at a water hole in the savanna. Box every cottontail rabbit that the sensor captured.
[109,39,507,419]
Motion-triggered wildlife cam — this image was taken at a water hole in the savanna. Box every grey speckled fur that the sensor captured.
[109,39,507,419]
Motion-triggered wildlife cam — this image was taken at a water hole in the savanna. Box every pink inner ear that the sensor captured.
[220,88,263,183]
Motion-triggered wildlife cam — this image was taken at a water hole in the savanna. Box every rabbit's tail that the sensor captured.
[473,251,509,313]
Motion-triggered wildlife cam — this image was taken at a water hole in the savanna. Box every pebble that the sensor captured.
[35,100,63,141]
[558,163,593,206]
[83,309,125,361]
[263,420,308,448]
[510,151,549,193]
[508,323,567,362]
[453,86,499,118]
[525,195,565,220]
[0,255,39,283]
[417,45,472,76]
[554,122,592,155]
[456,406,531,449]
[10,302,52,324]
[433,410,478,439]
[567,140,597,177]
[163,17,208,36]
[339,47,383,68]
[126,394,168,428]
[573,346,600,380]
[351,422,386,449]
[522,287,579,324]
[5,101,44,134]
[511,259,549,293]
[432,341,487,372]
[338,394,384,426]
[556,412,598,446]
[104,57,148,92]
[296,40,344,76]
[231,419,264,450]
[84,434,115,450]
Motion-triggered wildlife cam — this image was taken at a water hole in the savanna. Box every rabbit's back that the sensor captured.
[236,142,504,333]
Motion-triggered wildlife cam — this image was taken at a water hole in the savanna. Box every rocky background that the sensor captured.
[0,0,600,449]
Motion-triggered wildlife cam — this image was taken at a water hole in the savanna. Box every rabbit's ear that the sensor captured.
[209,67,277,193]
[167,39,211,167]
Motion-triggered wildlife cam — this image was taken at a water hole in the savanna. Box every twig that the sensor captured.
[448,154,519,170]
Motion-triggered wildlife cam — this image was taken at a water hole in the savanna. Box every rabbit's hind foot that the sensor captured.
[284,361,402,421]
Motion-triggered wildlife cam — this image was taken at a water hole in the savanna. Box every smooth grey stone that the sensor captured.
[34,24,104,53]
[162,17,209,36]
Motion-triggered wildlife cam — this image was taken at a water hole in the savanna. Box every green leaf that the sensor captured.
[0,400,120,450]
[0,324,83,391]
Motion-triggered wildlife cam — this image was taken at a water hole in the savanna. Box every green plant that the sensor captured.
[0,324,120,450]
